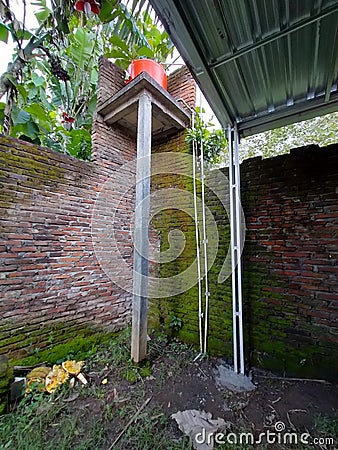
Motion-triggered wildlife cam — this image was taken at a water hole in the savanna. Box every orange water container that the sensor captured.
[127,59,167,90]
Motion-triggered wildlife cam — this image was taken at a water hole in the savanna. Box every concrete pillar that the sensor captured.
[131,92,152,362]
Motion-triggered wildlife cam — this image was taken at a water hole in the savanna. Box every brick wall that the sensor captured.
[0,60,194,361]
[241,145,338,380]
[167,67,196,112]
[151,144,338,381]
[92,58,136,168]
[0,136,132,359]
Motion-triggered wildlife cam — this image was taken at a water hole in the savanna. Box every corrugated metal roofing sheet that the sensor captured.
[150,0,338,136]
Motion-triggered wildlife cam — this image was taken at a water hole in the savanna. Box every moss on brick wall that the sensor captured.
[239,146,338,381]
[149,134,199,341]
[150,144,338,381]
[149,136,234,356]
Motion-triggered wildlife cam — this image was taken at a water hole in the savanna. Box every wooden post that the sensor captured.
[131,91,152,363]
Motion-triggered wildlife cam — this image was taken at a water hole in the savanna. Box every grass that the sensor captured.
[0,389,107,450]
[0,328,194,450]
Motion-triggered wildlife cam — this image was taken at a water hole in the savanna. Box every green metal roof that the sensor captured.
[150,0,338,137]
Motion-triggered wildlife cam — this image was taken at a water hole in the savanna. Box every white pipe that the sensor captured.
[197,92,210,355]
[234,127,245,374]
[200,132,210,355]
[177,96,210,357]
[177,97,204,355]
[192,118,203,354]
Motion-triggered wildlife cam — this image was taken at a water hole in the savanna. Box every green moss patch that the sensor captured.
[10,326,118,368]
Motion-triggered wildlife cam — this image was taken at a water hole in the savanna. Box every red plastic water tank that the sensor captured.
[127,59,167,90]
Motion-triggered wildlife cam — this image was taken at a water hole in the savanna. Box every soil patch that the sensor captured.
[3,333,338,450]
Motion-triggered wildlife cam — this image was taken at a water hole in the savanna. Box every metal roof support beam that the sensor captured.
[238,92,338,137]
[228,124,245,375]
[325,25,338,102]
[210,3,338,70]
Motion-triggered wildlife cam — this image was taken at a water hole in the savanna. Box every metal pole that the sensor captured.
[228,125,238,372]
[234,127,245,374]
[228,124,245,374]
[131,91,152,363]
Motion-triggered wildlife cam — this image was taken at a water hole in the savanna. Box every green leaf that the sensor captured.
[16,29,33,40]
[0,102,6,124]
[31,73,45,87]
[90,67,98,85]
[16,85,28,101]
[42,136,62,153]
[70,28,96,70]
[0,23,9,43]
[146,27,161,40]
[27,86,38,101]
[11,106,31,125]
[11,121,40,140]
[109,35,130,54]
[86,95,97,117]
[3,73,18,87]
[137,46,154,58]
[54,11,70,34]
[111,58,130,70]
[105,49,129,59]
[99,0,119,23]
[25,103,52,132]
[66,128,91,160]
[35,9,51,23]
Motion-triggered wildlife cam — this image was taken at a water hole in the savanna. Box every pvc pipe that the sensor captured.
[192,119,203,354]
[199,130,210,355]
[177,97,204,355]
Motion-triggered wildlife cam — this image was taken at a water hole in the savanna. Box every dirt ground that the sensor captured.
[80,341,338,448]
[6,336,338,450]
[152,356,338,433]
